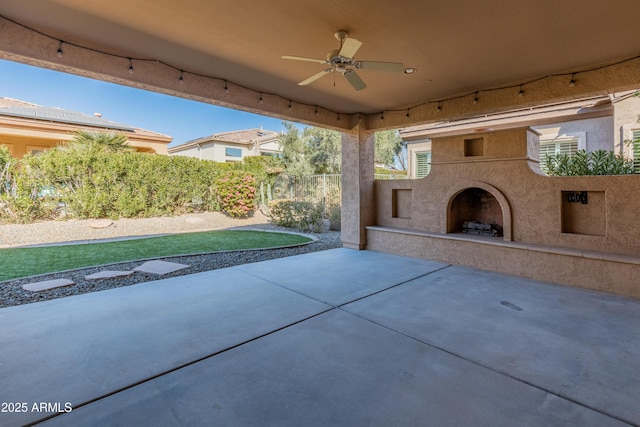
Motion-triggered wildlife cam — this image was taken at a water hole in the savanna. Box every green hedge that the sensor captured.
[543,149,634,176]
[0,143,272,223]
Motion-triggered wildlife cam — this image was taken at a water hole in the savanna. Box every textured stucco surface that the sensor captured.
[366,228,640,299]
[373,128,640,298]
[341,125,375,249]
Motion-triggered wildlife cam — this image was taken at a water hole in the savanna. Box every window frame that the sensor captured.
[631,129,640,174]
[414,150,432,179]
[224,147,243,158]
[538,132,586,174]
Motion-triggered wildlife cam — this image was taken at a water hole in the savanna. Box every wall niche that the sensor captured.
[392,189,412,219]
[464,137,484,157]
[561,191,605,236]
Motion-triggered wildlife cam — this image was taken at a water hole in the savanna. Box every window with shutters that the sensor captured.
[415,151,431,178]
[539,136,580,174]
[633,130,640,174]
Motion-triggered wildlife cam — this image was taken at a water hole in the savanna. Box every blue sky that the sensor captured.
[0,59,296,146]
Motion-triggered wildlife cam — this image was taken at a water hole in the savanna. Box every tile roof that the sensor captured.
[169,128,280,151]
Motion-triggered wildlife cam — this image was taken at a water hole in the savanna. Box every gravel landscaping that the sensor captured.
[0,213,342,308]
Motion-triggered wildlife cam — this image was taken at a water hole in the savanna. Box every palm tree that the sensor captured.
[70,130,130,152]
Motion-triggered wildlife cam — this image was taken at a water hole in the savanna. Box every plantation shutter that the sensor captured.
[415,151,431,178]
[633,130,640,174]
[539,137,579,174]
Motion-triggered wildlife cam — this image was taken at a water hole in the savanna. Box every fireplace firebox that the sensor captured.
[449,188,503,237]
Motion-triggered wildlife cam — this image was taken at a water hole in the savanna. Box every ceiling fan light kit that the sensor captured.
[282,30,406,91]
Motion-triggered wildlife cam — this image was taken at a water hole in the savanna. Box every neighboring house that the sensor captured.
[401,91,640,178]
[0,97,172,158]
[168,128,281,162]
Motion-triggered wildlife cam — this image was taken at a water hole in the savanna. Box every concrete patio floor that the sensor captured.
[1,248,639,426]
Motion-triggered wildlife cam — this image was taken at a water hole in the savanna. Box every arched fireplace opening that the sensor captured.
[449,187,504,237]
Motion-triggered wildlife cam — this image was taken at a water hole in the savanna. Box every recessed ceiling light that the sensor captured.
[404,68,416,74]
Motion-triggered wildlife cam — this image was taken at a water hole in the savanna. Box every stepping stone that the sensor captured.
[133,260,190,275]
[85,270,134,280]
[89,219,113,229]
[22,279,74,292]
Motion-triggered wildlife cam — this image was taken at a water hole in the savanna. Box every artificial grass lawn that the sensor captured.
[0,230,311,281]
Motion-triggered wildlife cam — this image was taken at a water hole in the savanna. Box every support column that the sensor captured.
[341,122,375,249]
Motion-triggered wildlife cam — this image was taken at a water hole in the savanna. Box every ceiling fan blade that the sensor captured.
[282,55,327,64]
[355,61,405,72]
[298,69,333,86]
[339,37,362,59]
[343,69,367,91]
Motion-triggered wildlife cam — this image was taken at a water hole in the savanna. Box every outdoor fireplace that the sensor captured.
[371,128,640,298]
[449,188,503,237]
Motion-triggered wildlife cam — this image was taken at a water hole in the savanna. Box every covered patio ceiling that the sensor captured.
[1,0,639,131]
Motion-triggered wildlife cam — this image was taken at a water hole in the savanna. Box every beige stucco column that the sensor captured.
[341,122,375,249]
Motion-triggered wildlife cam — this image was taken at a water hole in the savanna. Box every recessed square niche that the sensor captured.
[561,191,605,236]
[464,137,484,157]
[392,189,412,219]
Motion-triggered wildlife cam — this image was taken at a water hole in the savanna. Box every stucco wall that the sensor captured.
[372,128,640,297]
[406,115,618,178]
[366,228,640,299]
[169,142,251,162]
[532,116,613,152]
[1,133,166,157]
[406,140,431,178]
[377,128,640,256]
[259,140,281,154]
[615,94,640,157]
[0,134,59,157]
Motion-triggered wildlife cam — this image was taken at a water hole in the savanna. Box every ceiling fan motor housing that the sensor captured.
[327,50,353,67]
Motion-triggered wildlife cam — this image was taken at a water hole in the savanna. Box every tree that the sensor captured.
[278,122,313,178]
[280,124,410,175]
[69,130,131,152]
[396,144,408,171]
[278,123,341,176]
[303,126,341,174]
[375,130,405,170]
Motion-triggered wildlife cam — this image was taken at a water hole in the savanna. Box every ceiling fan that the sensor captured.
[282,31,405,91]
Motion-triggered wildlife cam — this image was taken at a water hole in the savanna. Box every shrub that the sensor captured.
[543,149,634,176]
[0,151,60,222]
[0,139,287,223]
[328,204,341,231]
[268,199,325,232]
[238,155,285,187]
[0,145,14,198]
[214,170,257,218]
[0,145,11,171]
[0,143,224,222]
[374,167,407,178]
